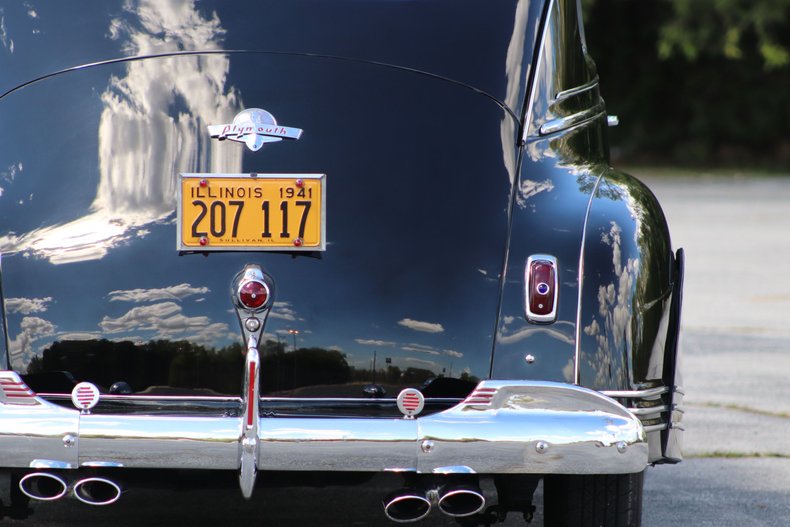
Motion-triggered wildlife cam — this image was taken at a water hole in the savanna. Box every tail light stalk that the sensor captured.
[231,264,273,498]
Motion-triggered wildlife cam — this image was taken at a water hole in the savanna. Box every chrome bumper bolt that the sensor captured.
[421,440,435,454]
[63,434,76,448]
[616,441,628,454]
[244,318,261,332]
[536,441,549,454]
[242,437,257,453]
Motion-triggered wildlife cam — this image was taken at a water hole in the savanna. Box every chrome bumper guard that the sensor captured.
[0,371,647,496]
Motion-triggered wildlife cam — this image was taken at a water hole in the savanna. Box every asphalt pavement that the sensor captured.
[638,174,790,527]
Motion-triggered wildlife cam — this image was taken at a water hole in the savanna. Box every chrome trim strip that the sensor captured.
[574,172,605,385]
[81,461,124,468]
[0,379,647,476]
[41,395,460,404]
[628,405,669,417]
[30,459,73,470]
[520,0,556,143]
[39,394,242,403]
[260,397,462,404]
[601,387,670,399]
[432,466,476,475]
[555,76,599,101]
[539,106,606,136]
[643,424,668,434]
[0,51,520,123]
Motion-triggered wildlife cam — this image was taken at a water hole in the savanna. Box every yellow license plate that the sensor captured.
[178,173,325,251]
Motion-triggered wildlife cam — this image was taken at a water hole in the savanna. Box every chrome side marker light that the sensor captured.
[525,255,558,324]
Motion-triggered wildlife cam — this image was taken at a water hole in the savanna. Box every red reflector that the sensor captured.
[247,362,256,427]
[239,281,269,309]
[529,261,555,316]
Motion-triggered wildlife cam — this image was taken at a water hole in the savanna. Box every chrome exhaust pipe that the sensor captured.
[73,477,122,506]
[18,472,68,501]
[382,489,432,523]
[437,486,486,517]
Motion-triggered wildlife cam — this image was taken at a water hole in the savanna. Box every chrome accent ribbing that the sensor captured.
[601,387,670,399]
[643,424,669,434]
[555,76,599,101]
[539,106,606,135]
[629,405,669,417]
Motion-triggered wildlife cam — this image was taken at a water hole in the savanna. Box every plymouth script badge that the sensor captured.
[208,108,302,151]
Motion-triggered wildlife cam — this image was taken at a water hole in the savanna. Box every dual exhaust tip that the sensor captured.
[383,485,485,523]
[22,472,481,518]
[19,473,122,506]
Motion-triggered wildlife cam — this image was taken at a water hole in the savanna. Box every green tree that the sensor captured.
[658,0,790,70]
[583,0,790,167]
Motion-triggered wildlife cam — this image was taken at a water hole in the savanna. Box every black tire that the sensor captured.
[543,471,644,527]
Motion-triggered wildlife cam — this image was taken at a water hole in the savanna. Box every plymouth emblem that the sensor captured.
[208,108,303,152]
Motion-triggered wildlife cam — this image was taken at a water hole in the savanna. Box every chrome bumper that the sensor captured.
[0,373,646,479]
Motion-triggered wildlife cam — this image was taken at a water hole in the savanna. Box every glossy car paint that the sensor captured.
[0,0,681,461]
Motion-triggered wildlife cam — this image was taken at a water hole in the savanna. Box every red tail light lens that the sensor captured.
[529,262,555,315]
[238,281,269,309]
[525,255,558,323]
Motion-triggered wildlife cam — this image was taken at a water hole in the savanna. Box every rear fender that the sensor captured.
[576,169,674,392]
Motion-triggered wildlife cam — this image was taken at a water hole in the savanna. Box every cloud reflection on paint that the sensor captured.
[397,318,444,334]
[5,296,52,315]
[99,300,231,347]
[582,221,639,387]
[108,283,209,303]
[8,315,56,366]
[0,0,242,264]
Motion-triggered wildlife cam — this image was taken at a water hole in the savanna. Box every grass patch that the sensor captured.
[690,401,790,420]
[622,166,790,179]
[687,451,790,460]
